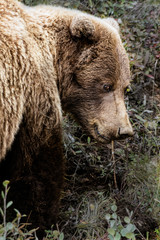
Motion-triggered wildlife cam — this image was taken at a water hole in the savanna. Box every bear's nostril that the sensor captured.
[119,133,132,139]
[118,127,121,136]
[118,127,134,139]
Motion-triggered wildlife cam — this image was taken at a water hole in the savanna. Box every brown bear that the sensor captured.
[0,0,133,238]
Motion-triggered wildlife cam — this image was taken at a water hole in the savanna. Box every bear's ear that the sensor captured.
[103,18,120,33]
[70,15,95,39]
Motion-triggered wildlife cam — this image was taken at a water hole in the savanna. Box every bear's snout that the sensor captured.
[93,118,133,143]
[117,125,134,139]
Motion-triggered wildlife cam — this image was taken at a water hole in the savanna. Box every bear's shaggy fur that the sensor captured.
[0,0,133,237]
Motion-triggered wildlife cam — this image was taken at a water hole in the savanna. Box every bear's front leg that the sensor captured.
[30,132,65,238]
[0,124,65,239]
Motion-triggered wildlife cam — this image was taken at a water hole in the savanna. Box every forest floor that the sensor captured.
[54,1,160,240]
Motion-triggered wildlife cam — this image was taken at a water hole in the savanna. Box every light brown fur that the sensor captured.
[0,0,133,237]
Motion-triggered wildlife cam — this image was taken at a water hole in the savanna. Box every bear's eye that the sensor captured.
[103,84,113,93]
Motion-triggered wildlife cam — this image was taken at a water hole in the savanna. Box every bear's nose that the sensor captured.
[118,126,134,139]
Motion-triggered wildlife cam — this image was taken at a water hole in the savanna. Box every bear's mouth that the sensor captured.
[94,124,111,143]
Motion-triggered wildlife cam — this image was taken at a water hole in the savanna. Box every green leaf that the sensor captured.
[135,114,145,123]
[105,213,111,221]
[110,220,116,228]
[115,232,121,240]
[0,237,5,240]
[6,186,10,194]
[75,150,82,154]
[14,208,21,214]
[121,228,128,237]
[111,205,117,212]
[117,224,123,231]
[1,191,4,199]
[6,201,13,209]
[52,230,59,238]
[125,232,136,239]
[0,208,4,217]
[64,2,70,7]
[88,0,93,8]
[124,216,130,224]
[112,213,117,219]
[3,180,10,188]
[59,232,64,240]
[107,228,115,236]
[87,137,91,144]
[126,223,136,233]
[0,227,4,234]
[27,228,38,235]
[6,222,14,231]
[108,235,114,240]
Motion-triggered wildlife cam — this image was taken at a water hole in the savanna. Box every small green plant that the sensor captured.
[44,225,64,240]
[0,180,38,240]
[105,204,136,240]
[155,227,160,240]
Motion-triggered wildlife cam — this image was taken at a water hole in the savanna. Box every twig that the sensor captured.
[152,59,158,107]
[111,141,118,189]
[3,185,7,240]
[154,59,158,80]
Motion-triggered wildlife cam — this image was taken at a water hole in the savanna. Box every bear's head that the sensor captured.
[60,14,133,143]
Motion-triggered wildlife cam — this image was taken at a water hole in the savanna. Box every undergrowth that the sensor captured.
[0,180,38,240]
[3,0,160,239]
[60,0,160,239]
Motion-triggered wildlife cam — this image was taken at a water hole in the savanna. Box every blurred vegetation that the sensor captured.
[5,0,160,239]
[0,181,38,240]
